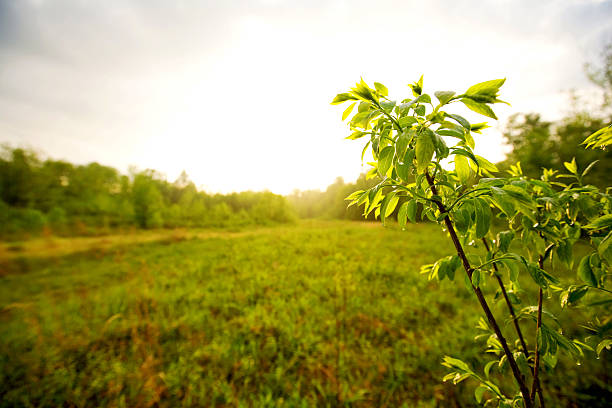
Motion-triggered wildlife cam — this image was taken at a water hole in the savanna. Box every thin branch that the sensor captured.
[424,171,533,408]
[482,237,545,407]
[530,255,546,406]
[530,287,544,405]
[481,238,530,354]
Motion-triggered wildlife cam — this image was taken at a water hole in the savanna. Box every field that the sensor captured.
[0,221,609,407]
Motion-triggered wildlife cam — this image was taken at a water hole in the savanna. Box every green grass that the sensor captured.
[0,221,609,407]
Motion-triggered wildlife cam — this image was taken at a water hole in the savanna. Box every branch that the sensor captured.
[481,238,530,354]
[482,238,545,407]
[530,255,546,406]
[424,170,533,408]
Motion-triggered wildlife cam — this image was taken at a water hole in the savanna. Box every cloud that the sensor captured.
[1,0,611,193]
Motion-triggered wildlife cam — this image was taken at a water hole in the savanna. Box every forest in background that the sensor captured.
[0,148,296,239]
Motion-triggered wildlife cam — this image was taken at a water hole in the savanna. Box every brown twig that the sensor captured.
[530,255,546,406]
[424,171,533,408]
[482,237,545,407]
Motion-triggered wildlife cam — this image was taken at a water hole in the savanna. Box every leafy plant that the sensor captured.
[333,77,612,407]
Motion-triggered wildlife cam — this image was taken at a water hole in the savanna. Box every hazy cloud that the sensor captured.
[1,0,611,193]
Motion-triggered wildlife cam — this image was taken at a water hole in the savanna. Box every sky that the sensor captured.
[1,0,611,195]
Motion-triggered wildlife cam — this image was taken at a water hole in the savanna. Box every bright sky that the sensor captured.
[1,0,611,194]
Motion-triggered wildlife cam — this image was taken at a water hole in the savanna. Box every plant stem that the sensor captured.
[424,171,533,408]
[481,238,530,354]
[482,237,545,407]
[530,256,545,406]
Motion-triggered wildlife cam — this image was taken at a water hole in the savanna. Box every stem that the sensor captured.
[424,171,533,408]
[481,238,530,354]
[483,238,546,407]
[531,287,543,405]
[589,285,612,295]
[530,256,546,406]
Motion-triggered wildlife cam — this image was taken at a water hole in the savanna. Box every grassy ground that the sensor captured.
[0,220,609,407]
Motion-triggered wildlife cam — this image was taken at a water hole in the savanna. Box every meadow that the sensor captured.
[0,221,609,407]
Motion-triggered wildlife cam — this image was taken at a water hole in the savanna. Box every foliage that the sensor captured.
[333,77,611,407]
[500,112,612,187]
[584,123,612,150]
[0,222,609,407]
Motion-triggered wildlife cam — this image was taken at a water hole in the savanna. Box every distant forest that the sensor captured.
[0,147,296,239]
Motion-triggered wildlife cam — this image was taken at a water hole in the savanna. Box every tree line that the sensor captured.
[0,147,295,239]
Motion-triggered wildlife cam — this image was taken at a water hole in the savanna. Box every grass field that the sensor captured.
[0,221,609,407]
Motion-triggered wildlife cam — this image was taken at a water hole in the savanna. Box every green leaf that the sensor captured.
[374,82,388,96]
[435,90,455,105]
[396,162,411,183]
[563,158,578,174]
[442,356,473,374]
[499,257,520,285]
[418,94,431,104]
[398,202,409,229]
[474,155,498,174]
[585,214,612,230]
[460,98,498,120]
[380,100,396,112]
[453,207,471,235]
[381,193,399,226]
[474,198,491,239]
[581,160,599,177]
[346,130,367,140]
[490,186,515,217]
[470,122,490,133]
[342,102,356,120]
[501,184,534,207]
[515,352,530,377]
[599,231,612,256]
[351,79,377,103]
[484,360,496,378]
[396,130,411,158]
[406,200,417,223]
[556,239,573,267]
[378,146,394,177]
[437,128,465,139]
[527,262,548,288]
[474,385,487,404]
[447,113,471,130]
[398,116,417,128]
[365,188,383,216]
[409,75,424,96]
[466,78,506,97]
[454,154,472,185]
[577,255,598,287]
[596,339,612,357]
[497,231,514,253]
[584,124,612,149]
[415,105,426,116]
[415,129,435,173]
[560,286,589,307]
[471,269,481,288]
[331,92,358,104]
[432,131,449,159]
[344,189,365,201]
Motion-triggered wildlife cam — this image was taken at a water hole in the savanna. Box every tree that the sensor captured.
[132,171,165,229]
[333,77,611,407]
[501,112,612,187]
